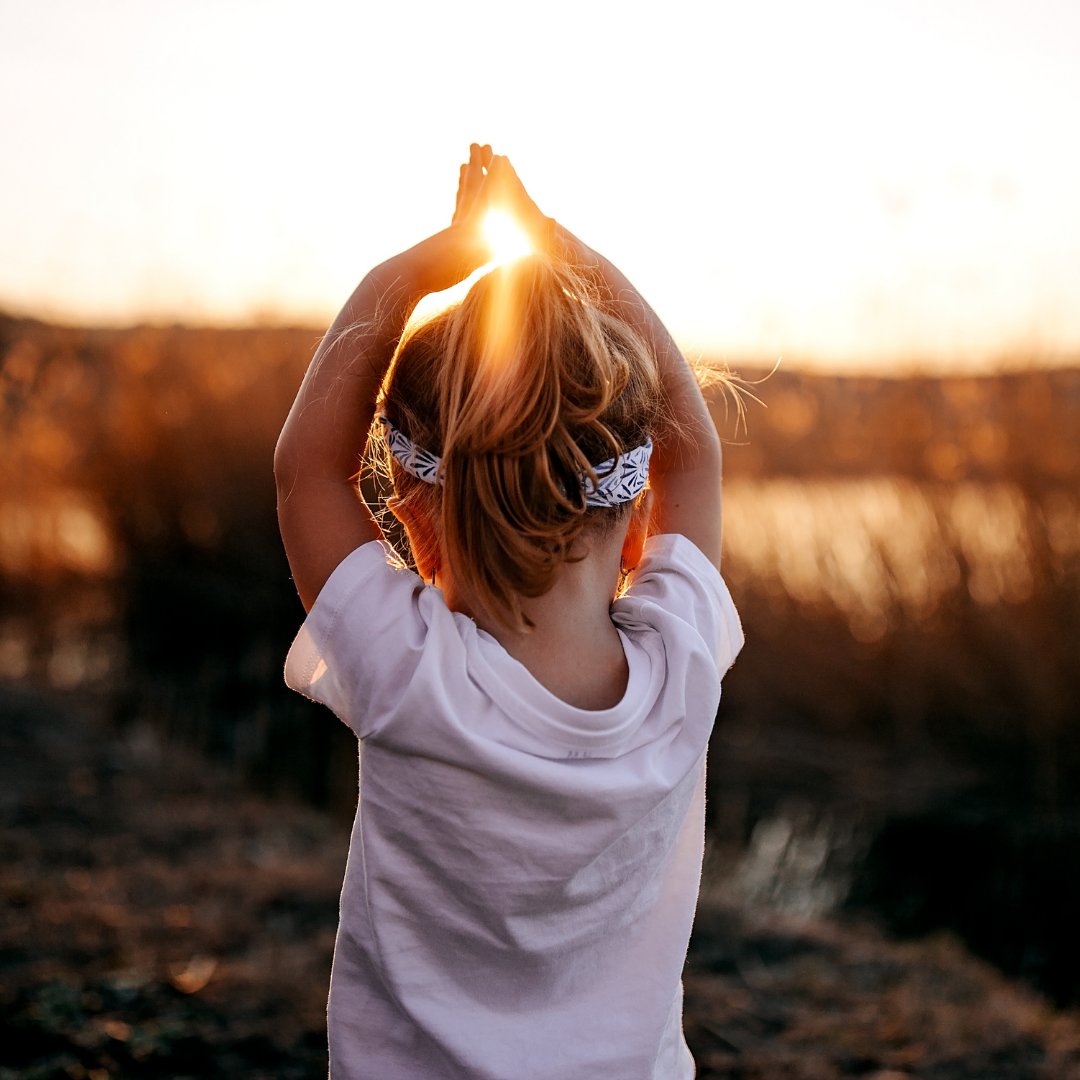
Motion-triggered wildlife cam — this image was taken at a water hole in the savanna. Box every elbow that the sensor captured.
[273,430,300,507]
[700,417,723,465]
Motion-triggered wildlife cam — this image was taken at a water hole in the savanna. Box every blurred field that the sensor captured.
[2,312,1075,797]
[2,311,1079,1073]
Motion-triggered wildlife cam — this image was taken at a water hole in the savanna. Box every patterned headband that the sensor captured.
[374,415,652,509]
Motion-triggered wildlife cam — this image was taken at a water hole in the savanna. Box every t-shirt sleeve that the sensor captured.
[615,533,744,676]
[284,540,432,738]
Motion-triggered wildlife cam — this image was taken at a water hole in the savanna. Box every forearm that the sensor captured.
[275,262,428,488]
[275,152,491,610]
[273,265,423,610]
[550,223,723,560]
[554,225,721,475]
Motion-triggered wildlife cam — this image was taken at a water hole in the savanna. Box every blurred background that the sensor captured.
[2,1,1079,1077]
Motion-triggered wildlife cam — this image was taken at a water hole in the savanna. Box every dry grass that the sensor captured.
[4,683,1080,1079]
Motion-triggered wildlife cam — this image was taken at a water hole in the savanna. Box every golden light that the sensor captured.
[481,209,532,266]
[408,210,534,329]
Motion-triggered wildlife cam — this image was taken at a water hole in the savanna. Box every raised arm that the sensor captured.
[563,234,723,569]
[275,146,492,611]
[485,156,723,569]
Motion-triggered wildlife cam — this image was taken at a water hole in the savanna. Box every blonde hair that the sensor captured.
[375,255,663,629]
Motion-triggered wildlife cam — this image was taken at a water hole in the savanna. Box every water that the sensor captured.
[723,476,1079,641]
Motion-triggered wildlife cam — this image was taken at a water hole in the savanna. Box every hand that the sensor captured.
[383,144,494,296]
[452,142,493,226]
[484,154,556,254]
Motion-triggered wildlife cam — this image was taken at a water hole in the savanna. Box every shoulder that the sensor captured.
[289,540,426,650]
[613,533,744,676]
[284,540,457,735]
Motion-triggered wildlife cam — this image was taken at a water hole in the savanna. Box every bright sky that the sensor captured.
[2,0,1079,371]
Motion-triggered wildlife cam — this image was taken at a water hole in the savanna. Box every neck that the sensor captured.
[437,525,631,710]
[440,527,624,640]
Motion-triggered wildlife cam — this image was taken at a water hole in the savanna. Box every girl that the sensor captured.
[276,146,743,1079]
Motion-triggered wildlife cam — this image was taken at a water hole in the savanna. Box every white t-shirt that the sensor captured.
[286,533,743,1080]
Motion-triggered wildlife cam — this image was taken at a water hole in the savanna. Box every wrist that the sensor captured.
[537,215,557,254]
[394,225,487,297]
[549,221,597,266]
[367,248,437,304]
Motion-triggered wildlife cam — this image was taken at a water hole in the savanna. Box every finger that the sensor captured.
[457,146,486,202]
[485,156,549,243]
[490,155,519,184]
[463,155,485,197]
[487,156,520,203]
[454,153,487,224]
[466,146,487,189]
[481,144,493,169]
[452,162,468,222]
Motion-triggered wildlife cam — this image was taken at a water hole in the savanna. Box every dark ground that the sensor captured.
[3,684,1080,1080]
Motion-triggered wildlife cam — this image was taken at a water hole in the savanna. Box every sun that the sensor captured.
[481,209,532,265]
[407,209,534,330]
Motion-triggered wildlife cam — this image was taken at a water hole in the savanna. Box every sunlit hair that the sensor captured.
[373,254,665,629]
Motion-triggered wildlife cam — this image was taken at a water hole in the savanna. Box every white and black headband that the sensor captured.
[375,414,652,509]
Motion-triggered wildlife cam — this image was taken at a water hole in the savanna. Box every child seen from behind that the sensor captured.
[276,146,744,1079]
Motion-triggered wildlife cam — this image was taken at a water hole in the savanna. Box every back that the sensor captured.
[286,533,743,1080]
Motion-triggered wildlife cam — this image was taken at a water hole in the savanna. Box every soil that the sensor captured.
[3,683,1079,1080]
